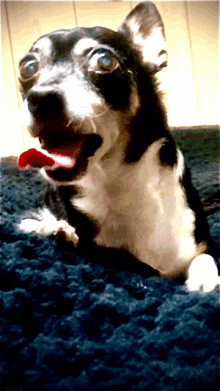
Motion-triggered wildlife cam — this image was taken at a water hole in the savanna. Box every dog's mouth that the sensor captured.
[17,133,103,181]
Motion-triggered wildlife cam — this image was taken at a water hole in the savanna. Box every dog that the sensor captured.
[18,1,220,292]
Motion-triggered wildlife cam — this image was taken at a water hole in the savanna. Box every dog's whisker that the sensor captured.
[89,118,97,134]
[87,105,111,119]
[66,119,73,128]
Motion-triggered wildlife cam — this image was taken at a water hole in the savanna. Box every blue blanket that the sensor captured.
[1,127,220,390]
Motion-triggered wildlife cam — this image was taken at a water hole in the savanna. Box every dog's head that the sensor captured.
[18,1,168,183]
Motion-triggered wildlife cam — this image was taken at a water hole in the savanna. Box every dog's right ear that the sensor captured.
[118,1,168,74]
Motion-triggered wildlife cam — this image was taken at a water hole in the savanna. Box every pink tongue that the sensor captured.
[17,148,76,170]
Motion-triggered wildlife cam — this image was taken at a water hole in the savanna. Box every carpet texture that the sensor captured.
[1,127,220,391]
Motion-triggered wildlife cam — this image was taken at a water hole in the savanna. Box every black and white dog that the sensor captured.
[18,2,219,292]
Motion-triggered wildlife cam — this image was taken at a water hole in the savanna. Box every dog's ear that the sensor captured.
[118,1,168,73]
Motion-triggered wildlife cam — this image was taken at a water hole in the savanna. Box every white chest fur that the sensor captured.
[72,139,197,277]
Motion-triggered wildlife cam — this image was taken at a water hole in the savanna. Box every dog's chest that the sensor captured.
[72,141,197,275]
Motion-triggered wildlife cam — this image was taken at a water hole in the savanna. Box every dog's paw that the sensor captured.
[186,254,220,293]
[18,217,45,234]
[18,208,79,246]
[54,220,79,246]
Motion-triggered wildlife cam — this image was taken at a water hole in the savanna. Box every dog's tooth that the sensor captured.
[50,154,76,169]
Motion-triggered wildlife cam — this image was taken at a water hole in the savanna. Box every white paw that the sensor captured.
[18,217,46,234]
[18,208,79,246]
[186,254,220,293]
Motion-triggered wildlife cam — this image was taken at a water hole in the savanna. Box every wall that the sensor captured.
[1,1,219,157]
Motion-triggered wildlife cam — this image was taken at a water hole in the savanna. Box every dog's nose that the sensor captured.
[27,89,64,120]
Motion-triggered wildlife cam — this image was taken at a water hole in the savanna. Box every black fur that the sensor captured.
[181,167,213,248]
[45,184,100,242]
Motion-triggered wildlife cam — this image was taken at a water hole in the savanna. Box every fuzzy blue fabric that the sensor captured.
[1,128,220,391]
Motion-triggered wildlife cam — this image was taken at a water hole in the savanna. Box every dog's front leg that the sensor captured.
[18,208,79,246]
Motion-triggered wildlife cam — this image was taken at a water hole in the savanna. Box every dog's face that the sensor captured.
[18,2,168,183]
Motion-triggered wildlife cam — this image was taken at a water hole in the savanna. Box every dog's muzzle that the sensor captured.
[18,87,103,180]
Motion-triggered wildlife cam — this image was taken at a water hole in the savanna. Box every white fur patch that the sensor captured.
[74,38,98,56]
[72,163,109,223]
[18,208,79,246]
[186,254,220,293]
[176,149,184,180]
[32,37,52,57]
[62,74,105,121]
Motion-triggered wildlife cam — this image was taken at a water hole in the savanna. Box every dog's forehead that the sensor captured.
[31,26,121,57]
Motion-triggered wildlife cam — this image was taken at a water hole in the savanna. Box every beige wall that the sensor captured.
[1,1,219,157]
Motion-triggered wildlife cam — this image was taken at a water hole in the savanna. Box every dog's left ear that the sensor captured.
[118,1,168,74]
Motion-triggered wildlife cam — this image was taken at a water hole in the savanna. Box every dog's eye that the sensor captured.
[19,55,39,80]
[89,51,119,74]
